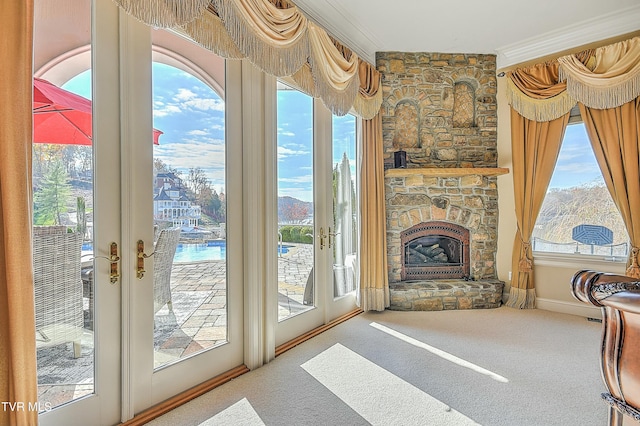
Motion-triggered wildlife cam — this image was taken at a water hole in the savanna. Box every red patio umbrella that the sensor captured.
[33,77,162,145]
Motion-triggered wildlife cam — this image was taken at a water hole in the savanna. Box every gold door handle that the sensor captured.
[136,240,157,279]
[318,227,326,250]
[108,242,120,283]
[84,242,120,283]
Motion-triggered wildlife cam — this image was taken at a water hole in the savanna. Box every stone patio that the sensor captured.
[37,243,314,410]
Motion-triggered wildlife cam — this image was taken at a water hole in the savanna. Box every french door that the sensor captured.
[273,81,359,346]
[33,1,358,424]
[35,1,243,424]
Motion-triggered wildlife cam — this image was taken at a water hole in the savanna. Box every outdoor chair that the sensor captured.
[153,227,181,314]
[33,226,84,358]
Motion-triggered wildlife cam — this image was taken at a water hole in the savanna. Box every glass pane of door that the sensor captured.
[151,58,228,368]
[276,81,315,321]
[332,114,358,298]
[33,0,95,410]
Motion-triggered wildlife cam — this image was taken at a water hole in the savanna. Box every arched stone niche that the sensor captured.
[453,81,475,128]
[392,99,420,149]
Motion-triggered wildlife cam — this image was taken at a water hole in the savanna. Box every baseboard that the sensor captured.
[536,297,602,320]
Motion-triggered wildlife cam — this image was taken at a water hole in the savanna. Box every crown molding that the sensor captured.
[293,0,378,65]
[495,4,640,70]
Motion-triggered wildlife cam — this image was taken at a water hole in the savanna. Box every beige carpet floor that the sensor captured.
[147,307,606,426]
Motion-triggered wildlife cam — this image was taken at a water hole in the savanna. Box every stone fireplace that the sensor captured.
[377,52,506,310]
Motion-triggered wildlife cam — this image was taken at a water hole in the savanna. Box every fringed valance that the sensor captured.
[354,59,383,120]
[182,10,245,59]
[291,63,317,97]
[507,51,595,122]
[559,36,640,109]
[506,52,590,122]
[506,82,575,122]
[308,23,359,116]
[113,0,210,28]
[211,0,309,77]
[112,0,382,119]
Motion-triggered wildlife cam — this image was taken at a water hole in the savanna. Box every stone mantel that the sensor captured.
[385,167,509,178]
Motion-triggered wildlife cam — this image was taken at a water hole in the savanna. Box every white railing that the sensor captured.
[532,237,629,258]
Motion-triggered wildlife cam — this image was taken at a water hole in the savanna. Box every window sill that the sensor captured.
[533,251,627,270]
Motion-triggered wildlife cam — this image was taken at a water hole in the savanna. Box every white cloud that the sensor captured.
[153,105,182,117]
[153,88,226,118]
[278,175,313,184]
[184,97,225,112]
[556,162,601,174]
[154,139,226,186]
[175,88,197,101]
[188,129,209,136]
[277,145,309,160]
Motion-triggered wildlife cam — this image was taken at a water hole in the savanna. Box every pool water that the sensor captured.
[174,241,290,262]
[84,240,290,263]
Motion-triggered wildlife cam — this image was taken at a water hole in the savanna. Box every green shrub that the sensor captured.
[279,225,314,243]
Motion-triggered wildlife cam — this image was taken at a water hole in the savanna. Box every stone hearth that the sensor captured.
[389,279,503,311]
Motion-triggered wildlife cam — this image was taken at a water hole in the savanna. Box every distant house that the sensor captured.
[153,172,201,229]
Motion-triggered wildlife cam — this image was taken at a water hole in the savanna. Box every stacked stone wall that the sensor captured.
[376,52,497,168]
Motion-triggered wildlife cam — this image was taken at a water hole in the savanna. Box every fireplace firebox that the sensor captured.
[401,221,470,280]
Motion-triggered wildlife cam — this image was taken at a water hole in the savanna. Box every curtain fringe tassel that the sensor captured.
[506,78,576,122]
[113,0,210,28]
[212,0,309,77]
[559,62,640,109]
[182,12,245,59]
[505,287,536,309]
[353,89,383,120]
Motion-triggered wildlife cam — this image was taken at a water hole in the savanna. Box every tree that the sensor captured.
[279,196,310,223]
[534,183,627,245]
[154,158,181,176]
[34,158,72,225]
[186,167,210,205]
[76,196,87,238]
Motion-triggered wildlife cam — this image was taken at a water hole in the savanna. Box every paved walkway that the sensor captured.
[37,243,315,409]
[157,243,314,358]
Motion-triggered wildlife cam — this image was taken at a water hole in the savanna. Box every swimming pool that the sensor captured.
[173,241,290,262]
[84,240,290,262]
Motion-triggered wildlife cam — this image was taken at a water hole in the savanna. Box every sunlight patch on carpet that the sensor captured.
[370,322,509,383]
[301,343,480,426]
[198,398,264,426]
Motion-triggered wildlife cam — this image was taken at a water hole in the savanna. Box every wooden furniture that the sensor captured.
[571,270,640,425]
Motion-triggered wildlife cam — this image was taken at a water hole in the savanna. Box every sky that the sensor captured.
[548,122,604,190]
[275,83,357,202]
[64,67,597,195]
[64,64,357,204]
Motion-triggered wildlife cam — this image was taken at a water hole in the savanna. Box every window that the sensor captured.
[532,121,629,258]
